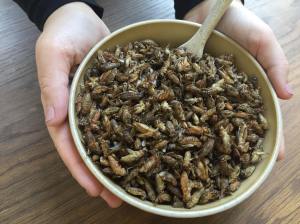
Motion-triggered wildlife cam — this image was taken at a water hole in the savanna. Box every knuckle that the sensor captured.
[281,59,289,73]
[39,80,52,97]
[39,75,59,96]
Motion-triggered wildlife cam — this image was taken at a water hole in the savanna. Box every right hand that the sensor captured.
[35,2,122,208]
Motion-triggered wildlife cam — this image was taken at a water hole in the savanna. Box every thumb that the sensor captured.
[215,5,293,100]
[255,30,293,100]
[36,37,72,126]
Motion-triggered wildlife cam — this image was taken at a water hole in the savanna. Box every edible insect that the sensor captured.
[76,40,267,208]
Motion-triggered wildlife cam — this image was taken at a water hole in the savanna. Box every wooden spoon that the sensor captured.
[180,0,234,58]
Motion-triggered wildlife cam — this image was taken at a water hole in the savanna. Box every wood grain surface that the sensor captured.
[0,0,299,223]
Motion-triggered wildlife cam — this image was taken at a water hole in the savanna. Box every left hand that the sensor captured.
[35,2,122,207]
[184,0,293,160]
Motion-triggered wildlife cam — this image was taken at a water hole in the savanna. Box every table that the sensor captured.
[0,0,299,223]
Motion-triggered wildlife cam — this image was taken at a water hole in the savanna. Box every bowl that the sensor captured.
[68,19,282,218]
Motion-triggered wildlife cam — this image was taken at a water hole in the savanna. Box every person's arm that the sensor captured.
[13,0,104,30]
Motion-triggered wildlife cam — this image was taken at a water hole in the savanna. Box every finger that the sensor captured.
[216,5,293,99]
[47,123,123,207]
[100,189,123,208]
[277,136,285,161]
[48,123,103,195]
[255,30,293,100]
[35,37,72,126]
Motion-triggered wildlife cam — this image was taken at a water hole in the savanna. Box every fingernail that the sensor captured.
[45,106,55,123]
[285,84,294,96]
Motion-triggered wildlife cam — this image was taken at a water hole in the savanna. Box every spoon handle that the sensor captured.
[181,0,233,57]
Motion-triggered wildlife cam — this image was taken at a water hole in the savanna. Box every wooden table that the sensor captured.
[0,0,299,223]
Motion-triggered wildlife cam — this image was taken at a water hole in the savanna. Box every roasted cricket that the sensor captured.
[75,39,267,208]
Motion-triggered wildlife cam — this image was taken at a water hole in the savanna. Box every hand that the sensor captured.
[184,0,293,160]
[35,2,122,207]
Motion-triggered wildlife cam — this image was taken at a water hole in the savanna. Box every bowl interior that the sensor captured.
[69,20,281,218]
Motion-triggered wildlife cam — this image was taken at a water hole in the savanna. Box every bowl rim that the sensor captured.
[68,19,282,218]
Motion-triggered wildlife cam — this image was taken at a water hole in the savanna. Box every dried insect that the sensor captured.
[189,180,203,190]
[240,166,256,179]
[258,113,268,130]
[85,130,99,153]
[195,160,209,181]
[237,123,249,153]
[171,100,186,121]
[120,150,145,163]
[198,138,215,158]
[199,189,219,204]
[173,196,184,208]
[155,173,165,193]
[166,70,180,85]
[160,101,172,112]
[122,168,139,184]
[219,126,232,154]
[134,138,142,150]
[99,69,117,83]
[183,151,192,170]
[181,171,191,203]
[126,186,147,200]
[186,125,206,136]
[177,56,191,72]
[133,122,160,138]
[76,40,267,208]
[186,189,204,208]
[154,140,169,150]
[104,107,120,115]
[140,177,156,202]
[161,155,178,167]
[99,156,109,166]
[100,139,109,157]
[167,184,182,198]
[108,154,127,176]
[121,106,132,124]
[166,121,176,137]
[200,108,216,123]
[159,171,177,186]
[178,136,202,148]
[155,88,175,102]
[156,192,172,203]
[133,101,146,114]
[219,155,235,177]
[139,155,159,173]
[119,91,143,101]
[229,179,240,192]
[81,93,92,115]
